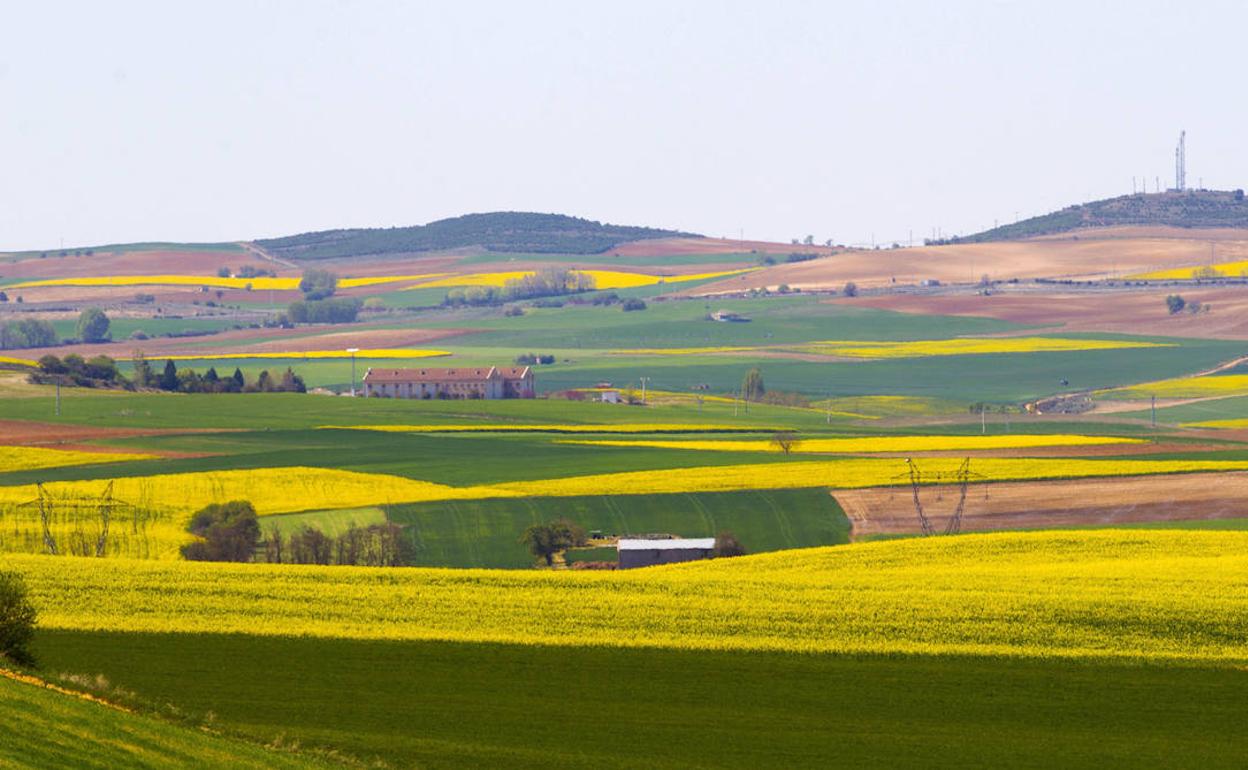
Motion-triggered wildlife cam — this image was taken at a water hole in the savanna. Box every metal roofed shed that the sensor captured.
[617,538,716,569]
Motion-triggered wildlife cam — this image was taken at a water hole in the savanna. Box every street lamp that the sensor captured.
[347,348,360,397]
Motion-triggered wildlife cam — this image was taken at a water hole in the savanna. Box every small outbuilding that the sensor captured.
[617,537,716,569]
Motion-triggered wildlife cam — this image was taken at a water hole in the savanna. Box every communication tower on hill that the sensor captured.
[1175,130,1187,192]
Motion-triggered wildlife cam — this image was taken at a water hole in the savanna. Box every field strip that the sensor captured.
[10,530,1248,663]
[0,445,157,473]
[322,423,788,433]
[614,337,1171,359]
[558,434,1146,454]
[483,457,1248,498]
[6,273,444,290]
[836,471,1248,538]
[1099,373,1248,400]
[404,267,757,290]
[120,348,451,362]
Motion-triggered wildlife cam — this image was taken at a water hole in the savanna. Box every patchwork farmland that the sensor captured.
[5,208,1248,768]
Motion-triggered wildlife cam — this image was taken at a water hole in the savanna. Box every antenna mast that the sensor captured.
[1175,130,1186,191]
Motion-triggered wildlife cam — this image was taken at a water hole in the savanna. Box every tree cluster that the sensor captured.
[287,297,362,324]
[180,501,261,562]
[298,269,339,300]
[444,268,597,307]
[514,353,556,365]
[519,518,588,566]
[0,571,37,667]
[33,354,124,387]
[218,265,276,278]
[621,297,647,311]
[0,319,57,350]
[75,308,111,343]
[263,523,410,567]
[132,357,305,394]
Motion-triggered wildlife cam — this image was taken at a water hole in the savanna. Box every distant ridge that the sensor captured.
[254,212,699,261]
[943,189,1248,244]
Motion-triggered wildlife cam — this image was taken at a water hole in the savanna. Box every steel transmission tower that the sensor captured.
[1175,130,1186,191]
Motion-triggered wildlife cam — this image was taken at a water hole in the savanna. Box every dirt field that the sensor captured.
[13,325,469,362]
[0,248,263,280]
[691,226,1248,292]
[835,471,1248,538]
[610,237,835,258]
[0,419,220,447]
[836,286,1248,339]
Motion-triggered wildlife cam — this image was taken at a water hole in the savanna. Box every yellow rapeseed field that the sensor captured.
[485,457,1248,498]
[407,268,755,291]
[615,337,1169,358]
[10,530,1248,662]
[803,337,1171,358]
[129,349,451,362]
[1098,374,1248,400]
[1128,260,1248,280]
[325,423,780,433]
[0,355,37,367]
[560,434,1145,454]
[1183,418,1248,429]
[0,466,484,515]
[0,446,155,473]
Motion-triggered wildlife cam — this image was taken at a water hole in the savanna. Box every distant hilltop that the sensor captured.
[939,189,1248,245]
[254,212,700,261]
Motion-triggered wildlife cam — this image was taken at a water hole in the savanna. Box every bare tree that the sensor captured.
[771,431,800,455]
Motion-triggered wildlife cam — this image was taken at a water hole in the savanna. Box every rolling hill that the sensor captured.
[254,211,699,261]
[946,189,1248,243]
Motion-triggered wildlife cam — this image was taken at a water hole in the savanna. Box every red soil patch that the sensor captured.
[0,420,225,449]
[835,471,1248,538]
[838,286,1248,339]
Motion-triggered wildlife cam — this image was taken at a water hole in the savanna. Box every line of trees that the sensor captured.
[444,268,597,307]
[132,356,306,394]
[263,523,410,566]
[32,354,125,387]
[1,319,57,350]
[287,297,362,323]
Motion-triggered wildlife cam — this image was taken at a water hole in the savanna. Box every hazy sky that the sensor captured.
[3,1,1245,250]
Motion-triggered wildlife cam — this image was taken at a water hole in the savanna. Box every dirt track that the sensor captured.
[835,472,1248,538]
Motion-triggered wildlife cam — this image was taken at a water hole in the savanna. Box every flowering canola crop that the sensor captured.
[1099,373,1248,400]
[486,457,1248,498]
[1128,260,1248,280]
[560,434,1145,454]
[0,446,156,473]
[615,337,1169,358]
[407,268,756,291]
[9,530,1248,663]
[0,356,37,368]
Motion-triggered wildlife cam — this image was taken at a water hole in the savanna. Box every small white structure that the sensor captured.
[599,389,620,404]
[617,538,716,569]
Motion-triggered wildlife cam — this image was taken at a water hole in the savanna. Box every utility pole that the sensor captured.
[347,348,359,397]
[981,406,986,435]
[640,376,649,405]
[1151,394,1157,428]
[826,393,832,425]
[55,377,61,417]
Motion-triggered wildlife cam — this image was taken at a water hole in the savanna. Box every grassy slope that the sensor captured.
[0,670,327,769]
[383,488,849,568]
[33,631,1248,770]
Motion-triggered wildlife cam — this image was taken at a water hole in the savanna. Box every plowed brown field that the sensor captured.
[836,471,1248,538]
[691,226,1248,292]
[839,286,1248,339]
